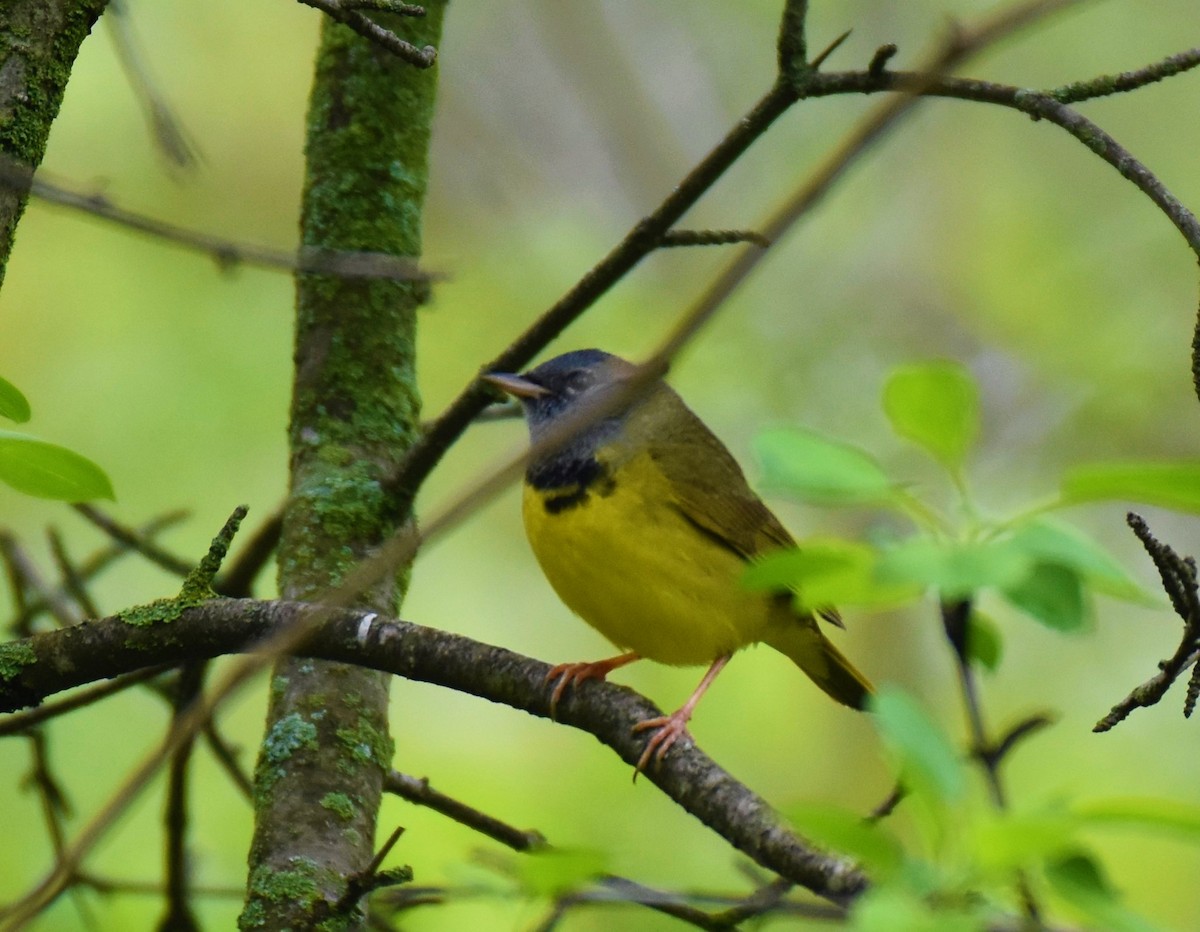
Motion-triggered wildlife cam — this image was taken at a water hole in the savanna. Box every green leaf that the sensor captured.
[787,802,905,877]
[1074,797,1200,841]
[965,611,1003,672]
[1045,852,1159,932]
[1001,562,1086,632]
[1006,518,1156,605]
[1062,462,1200,514]
[0,431,115,501]
[0,376,31,423]
[851,885,984,932]
[744,538,921,610]
[870,687,965,806]
[972,809,1081,870]
[515,848,608,897]
[882,361,979,470]
[876,538,1032,600]
[755,427,896,505]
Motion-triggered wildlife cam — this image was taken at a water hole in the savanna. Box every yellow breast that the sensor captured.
[521,450,774,666]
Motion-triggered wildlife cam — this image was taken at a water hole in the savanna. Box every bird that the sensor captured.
[483,349,871,775]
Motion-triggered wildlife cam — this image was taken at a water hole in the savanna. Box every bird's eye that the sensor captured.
[563,370,591,394]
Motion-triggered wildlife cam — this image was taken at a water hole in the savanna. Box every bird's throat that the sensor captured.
[526,454,616,514]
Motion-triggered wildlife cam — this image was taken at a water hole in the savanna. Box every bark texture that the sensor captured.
[241,7,445,929]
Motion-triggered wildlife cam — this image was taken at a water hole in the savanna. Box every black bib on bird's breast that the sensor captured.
[526,454,617,514]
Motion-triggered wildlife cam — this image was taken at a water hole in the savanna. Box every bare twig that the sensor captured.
[0,666,171,737]
[23,730,71,854]
[159,663,205,932]
[11,510,189,634]
[214,509,283,598]
[106,0,200,169]
[538,874,839,931]
[1095,514,1200,732]
[0,533,80,629]
[979,713,1056,769]
[0,157,430,281]
[201,722,253,801]
[868,44,898,78]
[942,601,1042,923]
[72,504,195,579]
[337,825,412,913]
[659,229,770,249]
[297,0,437,67]
[384,771,546,851]
[1047,47,1200,104]
[45,530,102,622]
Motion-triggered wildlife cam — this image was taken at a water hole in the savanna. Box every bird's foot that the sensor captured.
[545,653,638,719]
[631,709,694,779]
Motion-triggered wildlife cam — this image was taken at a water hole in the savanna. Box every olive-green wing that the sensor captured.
[639,387,794,558]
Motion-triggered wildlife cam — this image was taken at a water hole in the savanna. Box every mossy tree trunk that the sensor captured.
[240,8,445,930]
[0,0,108,290]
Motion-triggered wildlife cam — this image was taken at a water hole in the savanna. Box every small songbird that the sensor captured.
[484,349,871,774]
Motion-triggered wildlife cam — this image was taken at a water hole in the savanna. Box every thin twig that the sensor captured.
[0,157,430,281]
[0,533,80,629]
[337,825,412,912]
[297,0,437,68]
[1047,47,1200,104]
[941,601,1042,923]
[72,504,197,579]
[979,713,1055,769]
[11,510,189,634]
[660,229,770,249]
[1095,514,1200,732]
[159,663,205,932]
[201,722,254,801]
[23,730,71,854]
[341,0,426,13]
[384,771,546,851]
[106,0,201,169]
[214,509,283,599]
[0,666,171,737]
[46,530,102,622]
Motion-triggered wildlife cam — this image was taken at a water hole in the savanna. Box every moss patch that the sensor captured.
[320,791,356,822]
[0,639,36,680]
[117,592,209,627]
[335,717,393,768]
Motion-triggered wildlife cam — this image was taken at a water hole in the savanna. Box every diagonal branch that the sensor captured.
[0,599,869,907]
[297,0,437,67]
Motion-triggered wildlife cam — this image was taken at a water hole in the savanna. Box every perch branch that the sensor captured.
[0,599,868,917]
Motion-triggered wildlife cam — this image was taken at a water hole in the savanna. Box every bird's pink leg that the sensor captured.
[545,652,640,719]
[632,654,731,776]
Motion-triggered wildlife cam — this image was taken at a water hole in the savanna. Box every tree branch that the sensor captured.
[0,156,432,282]
[0,598,868,904]
[296,0,437,68]
[1094,513,1200,732]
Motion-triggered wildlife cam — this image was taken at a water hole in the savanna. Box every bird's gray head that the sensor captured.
[484,349,642,443]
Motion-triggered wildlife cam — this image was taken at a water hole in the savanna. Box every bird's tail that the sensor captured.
[764,621,873,710]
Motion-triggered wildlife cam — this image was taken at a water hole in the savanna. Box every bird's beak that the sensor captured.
[481,372,550,399]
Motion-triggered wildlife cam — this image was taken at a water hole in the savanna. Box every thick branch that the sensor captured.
[0,599,868,903]
[0,0,109,290]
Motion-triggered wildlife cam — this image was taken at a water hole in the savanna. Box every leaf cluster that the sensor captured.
[748,361,1173,659]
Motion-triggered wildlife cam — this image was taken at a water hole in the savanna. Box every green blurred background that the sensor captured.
[2,0,1200,928]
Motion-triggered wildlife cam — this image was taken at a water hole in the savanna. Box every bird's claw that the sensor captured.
[544,653,638,720]
[631,711,693,779]
[544,661,609,720]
